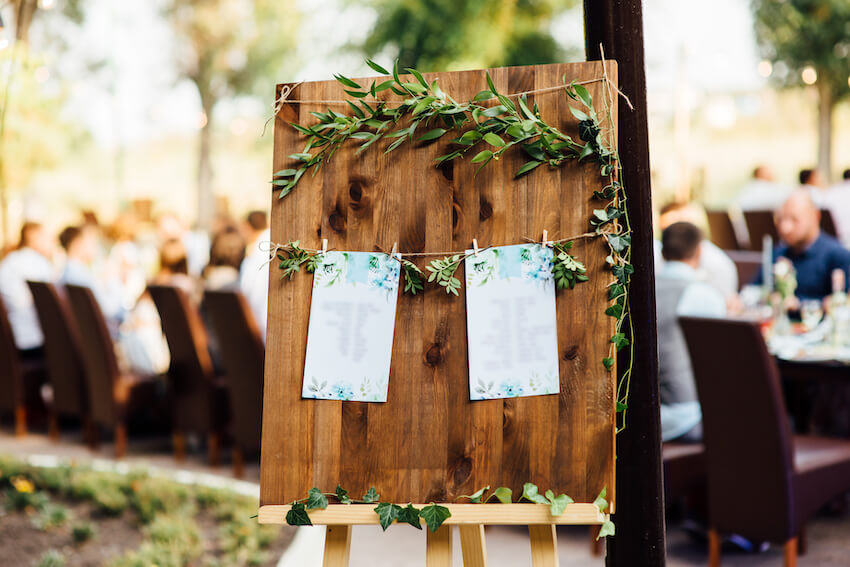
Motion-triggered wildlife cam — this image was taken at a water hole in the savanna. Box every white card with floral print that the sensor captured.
[302,251,400,402]
[464,243,560,400]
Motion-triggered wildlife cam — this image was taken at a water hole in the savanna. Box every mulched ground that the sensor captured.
[0,499,295,567]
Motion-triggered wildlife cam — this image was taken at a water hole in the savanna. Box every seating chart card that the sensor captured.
[302,251,400,402]
[464,243,560,400]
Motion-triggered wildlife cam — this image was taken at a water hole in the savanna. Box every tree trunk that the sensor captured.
[14,0,38,45]
[196,101,214,231]
[816,78,833,183]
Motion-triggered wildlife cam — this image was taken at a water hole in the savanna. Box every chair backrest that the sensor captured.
[743,210,778,251]
[203,290,264,453]
[147,285,214,391]
[724,250,762,290]
[705,210,740,250]
[64,284,120,426]
[27,282,87,417]
[820,208,838,238]
[679,316,794,539]
[0,294,23,412]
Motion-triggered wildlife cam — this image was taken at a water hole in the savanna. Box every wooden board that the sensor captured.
[262,61,617,509]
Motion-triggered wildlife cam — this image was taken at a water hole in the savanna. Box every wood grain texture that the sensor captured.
[262,62,617,508]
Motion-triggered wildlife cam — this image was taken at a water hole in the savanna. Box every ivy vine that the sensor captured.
[271,59,632,423]
[283,483,613,539]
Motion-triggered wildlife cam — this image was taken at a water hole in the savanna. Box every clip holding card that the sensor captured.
[473,238,480,257]
[321,238,328,255]
[390,242,398,258]
[542,230,552,248]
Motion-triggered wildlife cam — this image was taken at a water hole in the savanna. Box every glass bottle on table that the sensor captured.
[828,269,850,346]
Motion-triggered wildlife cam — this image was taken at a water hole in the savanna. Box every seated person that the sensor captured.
[59,225,124,322]
[656,222,727,442]
[0,222,55,355]
[653,202,738,299]
[202,227,245,291]
[757,190,850,299]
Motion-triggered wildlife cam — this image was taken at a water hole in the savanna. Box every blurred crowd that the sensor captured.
[0,210,271,376]
[655,165,850,445]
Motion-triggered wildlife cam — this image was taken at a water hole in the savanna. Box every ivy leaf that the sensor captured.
[471,150,494,164]
[608,283,625,300]
[546,491,573,516]
[419,504,452,533]
[611,333,630,351]
[616,401,627,412]
[396,504,423,529]
[593,487,609,514]
[418,128,447,142]
[515,161,543,177]
[521,483,549,505]
[335,485,351,505]
[483,132,506,148]
[597,520,615,540]
[458,485,489,504]
[602,357,615,370]
[605,304,623,318]
[607,234,630,254]
[362,487,380,503]
[366,59,390,75]
[285,501,312,526]
[305,487,328,510]
[374,502,402,531]
[488,487,513,504]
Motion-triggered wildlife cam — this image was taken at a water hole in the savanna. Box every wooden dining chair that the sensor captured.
[27,281,91,442]
[203,289,264,477]
[148,284,230,466]
[680,316,850,566]
[743,210,778,251]
[64,284,160,458]
[0,294,46,436]
[705,210,740,250]
[724,250,763,291]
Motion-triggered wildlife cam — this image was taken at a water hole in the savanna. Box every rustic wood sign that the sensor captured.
[261,61,617,513]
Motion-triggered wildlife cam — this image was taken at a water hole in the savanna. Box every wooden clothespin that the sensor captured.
[321,238,328,255]
[390,242,398,258]
[542,230,551,247]
[472,238,480,257]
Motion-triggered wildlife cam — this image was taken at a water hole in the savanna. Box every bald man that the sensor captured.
[762,191,850,299]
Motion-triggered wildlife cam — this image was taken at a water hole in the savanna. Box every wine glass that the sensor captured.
[801,299,823,331]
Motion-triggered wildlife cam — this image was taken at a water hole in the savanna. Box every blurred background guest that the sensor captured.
[0,222,55,355]
[239,210,270,341]
[157,213,209,278]
[823,168,850,247]
[735,165,791,211]
[203,226,246,291]
[105,212,147,312]
[799,167,828,206]
[759,190,850,299]
[59,225,125,323]
[655,202,738,300]
[154,237,198,300]
[656,222,727,442]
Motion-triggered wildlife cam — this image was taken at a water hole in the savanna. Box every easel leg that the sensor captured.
[323,525,351,567]
[459,524,487,567]
[426,525,453,567]
[529,525,559,567]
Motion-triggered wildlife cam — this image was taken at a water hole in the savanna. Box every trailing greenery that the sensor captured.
[283,483,614,539]
[282,485,451,533]
[271,59,632,401]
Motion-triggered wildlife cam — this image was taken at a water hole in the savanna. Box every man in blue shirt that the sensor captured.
[765,191,850,299]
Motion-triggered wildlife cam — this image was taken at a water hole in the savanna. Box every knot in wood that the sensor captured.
[424,343,443,366]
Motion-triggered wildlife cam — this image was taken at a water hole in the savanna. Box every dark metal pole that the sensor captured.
[583,2,665,566]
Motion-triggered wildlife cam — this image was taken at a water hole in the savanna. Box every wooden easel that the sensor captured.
[258,503,609,566]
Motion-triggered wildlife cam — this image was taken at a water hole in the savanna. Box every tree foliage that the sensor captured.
[752,0,850,101]
[361,0,579,71]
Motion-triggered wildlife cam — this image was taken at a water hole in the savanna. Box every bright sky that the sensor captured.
[39,0,764,148]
